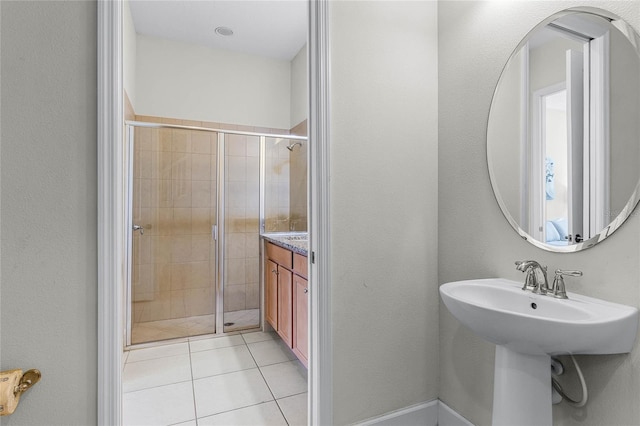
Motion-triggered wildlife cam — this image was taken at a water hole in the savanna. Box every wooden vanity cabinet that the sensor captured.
[265,241,309,367]
[277,268,293,347]
[265,259,279,330]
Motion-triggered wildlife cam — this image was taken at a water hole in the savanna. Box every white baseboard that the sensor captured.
[354,399,473,426]
[355,400,438,426]
[438,400,474,426]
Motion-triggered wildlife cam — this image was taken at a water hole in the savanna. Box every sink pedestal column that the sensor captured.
[492,346,552,426]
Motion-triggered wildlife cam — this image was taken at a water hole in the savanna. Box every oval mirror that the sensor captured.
[487,8,640,252]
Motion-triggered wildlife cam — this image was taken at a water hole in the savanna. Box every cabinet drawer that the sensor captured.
[266,242,293,269]
[293,253,308,278]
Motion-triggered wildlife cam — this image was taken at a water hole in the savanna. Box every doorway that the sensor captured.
[97,1,332,424]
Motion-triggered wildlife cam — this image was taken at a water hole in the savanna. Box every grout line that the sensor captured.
[276,390,308,401]
[188,340,199,424]
[248,336,293,425]
[125,350,191,365]
[192,339,281,423]
[122,378,195,395]
[197,401,277,423]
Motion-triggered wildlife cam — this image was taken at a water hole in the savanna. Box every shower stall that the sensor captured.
[125,121,307,346]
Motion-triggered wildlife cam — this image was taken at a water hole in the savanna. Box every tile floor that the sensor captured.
[131,310,260,344]
[123,330,307,426]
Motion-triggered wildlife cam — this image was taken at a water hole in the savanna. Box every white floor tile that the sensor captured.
[189,334,245,352]
[277,392,308,426]
[241,330,277,344]
[260,360,308,399]
[123,381,195,426]
[123,354,192,392]
[247,339,296,366]
[170,422,197,426]
[198,401,288,426]
[193,368,273,418]
[127,342,190,363]
[191,345,257,379]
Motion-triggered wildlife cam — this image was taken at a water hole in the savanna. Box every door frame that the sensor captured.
[530,82,566,241]
[96,1,333,425]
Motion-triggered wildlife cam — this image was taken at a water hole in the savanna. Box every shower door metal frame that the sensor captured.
[124,125,135,347]
[215,133,225,334]
[123,121,306,348]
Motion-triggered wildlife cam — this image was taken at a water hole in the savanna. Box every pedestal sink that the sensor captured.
[440,278,638,426]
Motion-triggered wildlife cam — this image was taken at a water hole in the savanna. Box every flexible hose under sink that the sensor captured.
[552,354,588,408]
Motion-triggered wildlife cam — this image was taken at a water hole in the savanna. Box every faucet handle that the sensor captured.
[556,269,583,277]
[551,269,583,299]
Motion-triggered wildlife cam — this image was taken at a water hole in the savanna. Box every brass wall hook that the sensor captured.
[0,368,41,416]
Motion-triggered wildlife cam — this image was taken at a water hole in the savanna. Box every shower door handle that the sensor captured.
[212,225,218,241]
[133,224,144,235]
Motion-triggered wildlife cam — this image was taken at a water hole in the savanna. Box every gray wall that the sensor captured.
[0,1,97,425]
[609,25,640,215]
[439,2,640,425]
[329,1,439,424]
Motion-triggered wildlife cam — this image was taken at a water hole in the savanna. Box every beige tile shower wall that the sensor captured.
[224,134,261,313]
[289,120,308,232]
[131,115,291,315]
[132,125,218,323]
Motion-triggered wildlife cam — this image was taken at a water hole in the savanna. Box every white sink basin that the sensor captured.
[440,278,639,426]
[440,278,638,355]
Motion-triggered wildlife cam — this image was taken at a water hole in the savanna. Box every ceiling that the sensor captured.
[129,1,308,61]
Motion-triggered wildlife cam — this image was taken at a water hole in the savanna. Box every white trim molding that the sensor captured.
[97,0,124,424]
[356,401,438,426]
[438,401,475,426]
[309,0,332,424]
[352,400,474,426]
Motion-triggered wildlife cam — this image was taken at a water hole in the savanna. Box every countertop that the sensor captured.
[261,232,308,256]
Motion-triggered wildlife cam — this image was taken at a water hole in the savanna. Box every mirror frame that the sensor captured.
[487,6,640,253]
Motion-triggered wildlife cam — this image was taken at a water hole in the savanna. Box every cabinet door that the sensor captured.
[277,267,293,347]
[266,259,278,330]
[293,275,309,367]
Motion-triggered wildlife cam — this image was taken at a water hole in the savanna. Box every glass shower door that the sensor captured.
[222,133,261,332]
[127,125,219,345]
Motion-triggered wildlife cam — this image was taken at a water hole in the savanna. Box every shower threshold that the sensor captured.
[130,309,260,345]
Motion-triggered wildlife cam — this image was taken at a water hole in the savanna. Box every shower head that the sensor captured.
[286,141,303,151]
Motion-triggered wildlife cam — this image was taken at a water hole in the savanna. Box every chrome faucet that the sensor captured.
[515,260,550,295]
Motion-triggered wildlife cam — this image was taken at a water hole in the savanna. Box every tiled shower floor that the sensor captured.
[123,330,307,425]
[131,309,260,344]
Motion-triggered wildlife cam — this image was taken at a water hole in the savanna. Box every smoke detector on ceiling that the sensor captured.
[215,27,234,37]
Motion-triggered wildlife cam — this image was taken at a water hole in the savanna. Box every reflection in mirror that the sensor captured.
[488,8,640,252]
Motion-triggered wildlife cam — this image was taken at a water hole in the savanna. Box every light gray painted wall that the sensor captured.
[0,1,97,425]
[529,37,582,94]
[329,1,439,424]
[609,25,640,215]
[135,34,291,128]
[439,2,640,426]
[290,44,308,128]
[124,0,137,109]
